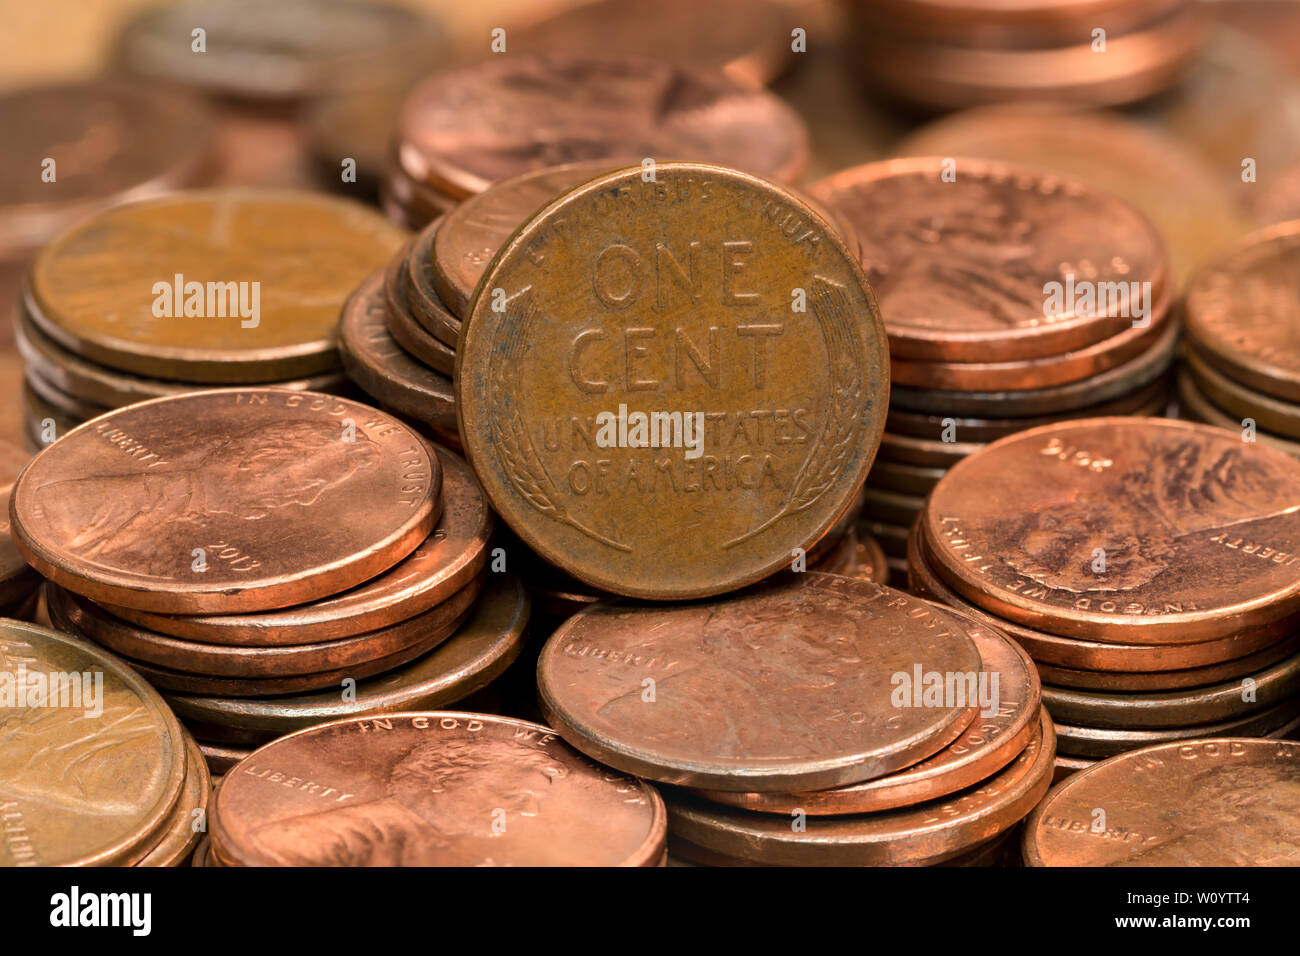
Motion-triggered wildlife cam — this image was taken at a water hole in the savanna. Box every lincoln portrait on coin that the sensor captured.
[248,737,568,866]
[29,420,381,575]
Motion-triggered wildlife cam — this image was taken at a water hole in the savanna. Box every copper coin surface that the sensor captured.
[0,619,186,866]
[810,157,1169,362]
[924,417,1300,642]
[0,82,214,255]
[405,217,463,341]
[666,709,1055,866]
[537,575,980,791]
[11,389,440,614]
[164,574,529,736]
[907,514,1300,671]
[1185,347,1300,440]
[395,55,808,201]
[1174,370,1300,458]
[1024,738,1300,866]
[105,446,489,645]
[1185,220,1300,403]
[456,163,889,600]
[339,271,457,431]
[383,250,457,376]
[211,712,666,866]
[690,611,1039,813]
[135,733,211,867]
[27,189,406,383]
[1053,700,1300,758]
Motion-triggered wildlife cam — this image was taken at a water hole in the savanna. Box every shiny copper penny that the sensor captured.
[690,610,1039,813]
[135,733,211,867]
[456,163,889,599]
[164,574,528,737]
[666,709,1054,866]
[106,446,489,645]
[1025,738,1300,865]
[538,575,980,791]
[11,389,440,614]
[47,575,481,678]
[0,619,186,866]
[1041,649,1300,728]
[1053,700,1300,758]
[1185,221,1300,403]
[211,712,666,866]
[27,190,406,383]
[395,55,808,201]
[339,271,457,431]
[810,157,1169,362]
[907,515,1300,671]
[924,417,1300,643]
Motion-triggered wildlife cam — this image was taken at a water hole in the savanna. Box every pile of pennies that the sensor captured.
[6,390,529,782]
[844,0,1207,110]
[1180,221,1300,456]
[909,417,1300,779]
[13,190,404,449]
[810,157,1175,580]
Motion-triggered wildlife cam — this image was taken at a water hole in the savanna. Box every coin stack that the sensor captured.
[383,53,810,228]
[0,619,209,866]
[6,389,533,777]
[811,157,1176,583]
[13,189,405,450]
[909,418,1300,780]
[534,575,1053,866]
[843,0,1206,110]
[1179,221,1300,456]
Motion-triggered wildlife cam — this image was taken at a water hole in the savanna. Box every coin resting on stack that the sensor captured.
[810,157,1175,579]
[534,575,1052,866]
[1179,220,1300,456]
[909,417,1300,778]
[14,189,406,451]
[7,389,537,777]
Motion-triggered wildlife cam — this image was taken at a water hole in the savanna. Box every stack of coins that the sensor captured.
[909,418,1300,779]
[0,619,209,866]
[843,0,1206,110]
[535,575,1054,866]
[1024,738,1300,865]
[112,0,443,192]
[384,53,810,228]
[811,158,1175,581]
[6,389,529,775]
[197,712,667,866]
[14,189,405,450]
[1179,221,1300,456]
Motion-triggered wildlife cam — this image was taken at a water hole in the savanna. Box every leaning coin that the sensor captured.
[11,389,440,614]
[1024,738,1300,866]
[210,712,666,866]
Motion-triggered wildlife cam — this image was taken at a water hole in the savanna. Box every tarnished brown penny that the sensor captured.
[1053,700,1300,758]
[105,446,490,645]
[11,389,440,614]
[908,515,1300,672]
[1041,649,1300,728]
[339,271,457,431]
[0,83,214,255]
[211,712,666,866]
[456,163,889,600]
[395,55,808,201]
[690,612,1039,814]
[1185,221,1300,403]
[0,619,186,866]
[666,709,1054,866]
[1185,347,1300,440]
[1175,370,1300,458]
[1025,738,1300,866]
[27,190,406,383]
[537,575,980,791]
[164,574,529,736]
[888,314,1177,417]
[810,157,1169,362]
[924,418,1300,643]
[135,733,211,867]
[47,575,481,678]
